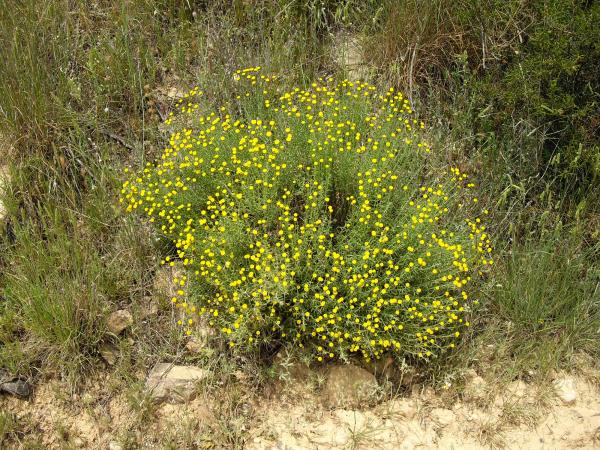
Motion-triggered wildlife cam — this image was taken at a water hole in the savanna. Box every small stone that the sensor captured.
[554,377,577,405]
[99,343,118,365]
[72,437,85,448]
[108,441,123,450]
[430,408,455,428]
[0,165,9,221]
[321,364,379,408]
[185,337,204,354]
[0,379,31,397]
[106,310,133,335]
[145,363,209,404]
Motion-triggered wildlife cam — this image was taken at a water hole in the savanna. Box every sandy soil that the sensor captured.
[2,370,600,449]
[246,374,600,450]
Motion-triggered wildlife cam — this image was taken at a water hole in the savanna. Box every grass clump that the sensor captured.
[491,234,600,370]
[121,68,493,363]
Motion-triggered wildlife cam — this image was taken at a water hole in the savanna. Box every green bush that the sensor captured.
[122,68,493,362]
[364,0,599,213]
[476,0,600,198]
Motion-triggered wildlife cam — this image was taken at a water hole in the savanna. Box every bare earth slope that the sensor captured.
[3,368,600,449]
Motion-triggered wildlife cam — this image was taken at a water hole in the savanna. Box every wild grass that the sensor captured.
[489,234,599,371]
[0,193,158,376]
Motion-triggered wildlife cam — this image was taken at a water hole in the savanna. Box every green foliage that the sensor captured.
[365,0,599,221]
[122,70,494,362]
[494,234,600,356]
[478,0,600,198]
[0,180,156,377]
[466,233,600,376]
[0,128,157,379]
[0,411,20,447]
[0,0,371,205]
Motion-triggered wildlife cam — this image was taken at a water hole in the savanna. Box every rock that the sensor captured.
[0,380,31,397]
[72,437,85,448]
[108,441,123,450]
[145,363,209,403]
[321,364,379,408]
[430,408,456,428]
[99,343,118,366]
[554,377,577,405]
[0,374,31,398]
[463,369,487,402]
[185,337,204,354]
[106,310,133,335]
[0,165,9,221]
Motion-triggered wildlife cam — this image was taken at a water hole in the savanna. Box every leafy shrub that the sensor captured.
[121,68,493,362]
[474,0,600,200]
[364,0,599,211]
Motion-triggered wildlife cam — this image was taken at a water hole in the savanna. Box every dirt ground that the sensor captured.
[247,373,600,449]
[3,365,600,449]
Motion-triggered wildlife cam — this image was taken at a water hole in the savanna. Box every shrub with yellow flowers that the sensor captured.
[121,67,493,362]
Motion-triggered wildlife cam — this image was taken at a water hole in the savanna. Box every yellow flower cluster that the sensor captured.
[121,69,493,362]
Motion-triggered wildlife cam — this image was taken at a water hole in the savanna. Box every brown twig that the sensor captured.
[102,131,134,150]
